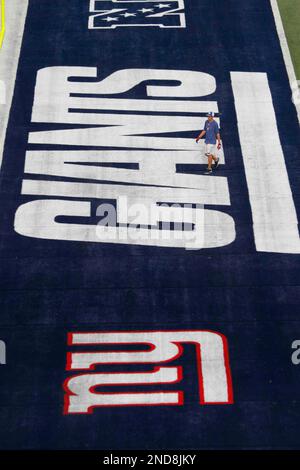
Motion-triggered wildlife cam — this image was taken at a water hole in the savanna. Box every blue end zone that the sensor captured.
[0,0,300,449]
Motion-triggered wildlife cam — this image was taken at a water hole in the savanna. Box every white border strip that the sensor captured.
[231,71,300,254]
[0,0,29,169]
[270,0,300,124]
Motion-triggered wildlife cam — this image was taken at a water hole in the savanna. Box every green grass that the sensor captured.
[277,0,300,79]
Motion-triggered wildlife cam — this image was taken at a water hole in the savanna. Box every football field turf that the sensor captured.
[0,0,300,451]
[278,0,300,79]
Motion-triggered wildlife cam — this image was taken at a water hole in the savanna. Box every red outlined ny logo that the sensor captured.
[64,330,233,414]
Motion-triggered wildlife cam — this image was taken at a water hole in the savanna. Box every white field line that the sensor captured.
[270,0,300,124]
[231,71,300,254]
[0,0,29,170]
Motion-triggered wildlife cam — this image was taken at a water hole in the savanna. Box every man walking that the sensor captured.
[196,112,221,174]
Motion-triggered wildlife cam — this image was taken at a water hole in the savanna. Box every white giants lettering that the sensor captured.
[14,66,235,249]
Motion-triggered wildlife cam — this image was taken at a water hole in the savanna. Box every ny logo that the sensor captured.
[64,330,233,414]
[89,0,186,29]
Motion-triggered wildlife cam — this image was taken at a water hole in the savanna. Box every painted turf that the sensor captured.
[0,0,300,449]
